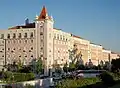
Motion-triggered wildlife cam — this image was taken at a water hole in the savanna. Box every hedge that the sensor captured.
[56,77,101,88]
[2,71,35,82]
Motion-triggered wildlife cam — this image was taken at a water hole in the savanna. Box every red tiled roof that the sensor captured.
[37,6,48,20]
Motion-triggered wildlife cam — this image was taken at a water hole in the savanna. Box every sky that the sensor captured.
[0,0,120,53]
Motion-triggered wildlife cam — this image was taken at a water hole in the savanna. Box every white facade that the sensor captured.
[0,6,119,74]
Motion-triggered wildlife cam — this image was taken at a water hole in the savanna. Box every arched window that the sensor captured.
[30,32,33,38]
[18,33,21,38]
[13,33,16,38]
[24,33,27,38]
[7,34,10,39]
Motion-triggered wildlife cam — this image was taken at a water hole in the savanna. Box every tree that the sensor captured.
[63,63,68,73]
[35,58,43,74]
[111,58,120,72]
[69,62,76,71]
[17,59,23,70]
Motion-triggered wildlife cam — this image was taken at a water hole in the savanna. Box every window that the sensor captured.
[31,40,33,43]
[2,41,4,43]
[41,39,43,42]
[19,40,21,43]
[18,33,21,38]
[7,34,10,39]
[24,33,27,38]
[2,55,4,57]
[40,32,43,35]
[25,55,27,57]
[25,40,27,43]
[8,48,10,50]
[54,34,56,39]
[60,35,62,40]
[31,47,33,50]
[13,33,16,38]
[31,55,33,57]
[19,55,21,57]
[1,34,4,39]
[30,32,33,38]
[66,38,67,41]
[57,34,59,40]
[2,48,4,50]
[63,36,65,41]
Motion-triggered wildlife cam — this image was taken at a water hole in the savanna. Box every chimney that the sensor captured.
[25,18,29,25]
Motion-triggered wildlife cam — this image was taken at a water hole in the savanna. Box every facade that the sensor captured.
[110,52,119,60]
[90,43,103,66]
[72,35,90,64]
[0,6,119,74]
[102,49,111,64]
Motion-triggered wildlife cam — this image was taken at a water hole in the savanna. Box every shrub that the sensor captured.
[2,72,35,82]
[56,77,100,88]
[99,71,115,86]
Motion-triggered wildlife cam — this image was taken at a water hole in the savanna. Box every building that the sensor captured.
[72,35,90,64]
[90,43,103,66]
[0,6,119,75]
[102,49,111,64]
[110,52,119,60]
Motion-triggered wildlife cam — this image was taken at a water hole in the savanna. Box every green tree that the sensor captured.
[17,59,23,70]
[69,62,76,71]
[35,58,43,74]
[63,63,68,72]
[111,58,120,72]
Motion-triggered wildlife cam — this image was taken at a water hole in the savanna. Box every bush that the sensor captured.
[99,71,115,86]
[2,72,35,82]
[56,77,100,88]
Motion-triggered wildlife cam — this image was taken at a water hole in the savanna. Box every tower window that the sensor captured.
[8,48,10,50]
[60,35,62,40]
[57,34,59,40]
[13,33,16,38]
[24,33,27,38]
[31,47,33,50]
[31,40,33,43]
[25,55,27,57]
[30,32,33,38]
[7,34,10,39]
[25,40,27,43]
[40,32,43,35]
[18,33,21,38]
[19,55,21,57]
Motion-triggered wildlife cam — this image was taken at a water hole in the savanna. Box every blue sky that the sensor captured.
[0,0,120,53]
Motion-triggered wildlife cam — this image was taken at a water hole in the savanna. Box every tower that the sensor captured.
[35,6,54,76]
